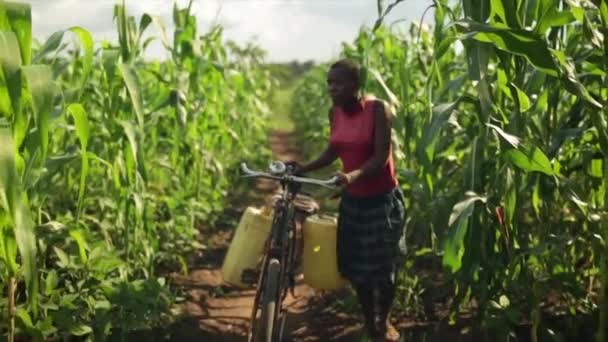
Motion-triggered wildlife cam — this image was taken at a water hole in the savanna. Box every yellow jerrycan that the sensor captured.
[302,214,348,290]
[221,206,273,287]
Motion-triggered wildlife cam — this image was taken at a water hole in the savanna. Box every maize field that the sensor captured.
[1,0,608,341]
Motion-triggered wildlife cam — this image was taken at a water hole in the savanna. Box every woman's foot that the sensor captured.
[375,321,400,341]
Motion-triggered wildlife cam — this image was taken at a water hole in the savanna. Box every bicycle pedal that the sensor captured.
[241,268,260,285]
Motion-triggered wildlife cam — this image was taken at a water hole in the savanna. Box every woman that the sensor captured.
[294,59,406,341]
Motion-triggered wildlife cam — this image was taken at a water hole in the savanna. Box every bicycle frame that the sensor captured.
[249,179,299,340]
[242,162,336,342]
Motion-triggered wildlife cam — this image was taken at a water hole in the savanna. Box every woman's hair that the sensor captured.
[329,59,361,88]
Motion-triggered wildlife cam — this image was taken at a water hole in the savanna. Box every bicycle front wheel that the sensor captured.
[258,258,280,342]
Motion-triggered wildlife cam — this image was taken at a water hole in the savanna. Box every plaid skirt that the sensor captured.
[337,186,407,285]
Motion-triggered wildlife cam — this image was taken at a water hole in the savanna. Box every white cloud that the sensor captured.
[23,0,435,62]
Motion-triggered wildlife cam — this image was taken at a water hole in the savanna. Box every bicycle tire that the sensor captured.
[259,258,280,342]
[247,254,267,342]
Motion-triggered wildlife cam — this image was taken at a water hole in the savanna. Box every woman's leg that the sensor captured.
[353,282,378,337]
[378,279,400,340]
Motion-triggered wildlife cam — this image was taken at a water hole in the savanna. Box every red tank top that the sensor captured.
[329,96,398,197]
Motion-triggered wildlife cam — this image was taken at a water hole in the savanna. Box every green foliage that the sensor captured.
[0,0,274,339]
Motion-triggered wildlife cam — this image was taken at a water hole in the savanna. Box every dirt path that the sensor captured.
[145,129,522,342]
[168,129,365,342]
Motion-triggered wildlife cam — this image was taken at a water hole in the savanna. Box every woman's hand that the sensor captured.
[327,172,352,199]
[285,161,303,175]
[334,172,353,187]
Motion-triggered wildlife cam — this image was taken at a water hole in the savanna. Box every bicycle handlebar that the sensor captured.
[240,162,338,189]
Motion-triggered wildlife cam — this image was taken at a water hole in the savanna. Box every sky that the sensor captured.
[24,0,435,63]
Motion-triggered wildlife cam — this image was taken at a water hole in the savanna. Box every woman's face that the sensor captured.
[327,67,357,104]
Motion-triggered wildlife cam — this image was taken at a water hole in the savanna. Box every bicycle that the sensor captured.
[240,161,338,342]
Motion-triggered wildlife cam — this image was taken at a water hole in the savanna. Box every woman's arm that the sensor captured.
[343,100,392,184]
[299,145,337,174]
[297,109,338,174]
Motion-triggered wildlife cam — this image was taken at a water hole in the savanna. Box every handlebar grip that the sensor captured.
[327,176,339,185]
[241,162,253,174]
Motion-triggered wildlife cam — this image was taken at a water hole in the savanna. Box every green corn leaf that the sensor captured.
[69,27,94,90]
[600,0,608,26]
[16,307,35,330]
[89,252,123,274]
[509,83,531,112]
[435,35,459,61]
[0,223,18,275]
[534,88,549,113]
[505,147,555,176]
[487,123,521,148]
[69,229,88,264]
[591,110,608,157]
[490,0,519,28]
[418,99,460,166]
[0,67,10,117]
[119,120,138,166]
[552,50,603,110]
[127,16,138,54]
[505,171,517,224]
[463,0,490,21]
[589,158,603,179]
[119,120,146,183]
[569,190,588,216]
[449,192,488,227]
[490,0,508,25]
[32,30,64,63]
[443,192,487,273]
[0,128,38,313]
[369,67,400,108]
[114,3,131,61]
[69,324,92,336]
[0,31,22,118]
[0,3,8,29]
[119,63,144,127]
[538,0,558,15]
[102,48,120,83]
[53,246,70,268]
[149,15,170,48]
[22,65,55,162]
[67,103,89,214]
[536,7,575,34]
[0,223,6,270]
[5,1,31,65]
[568,1,584,22]
[455,20,559,76]
[67,103,89,153]
[496,68,512,99]
[532,177,541,216]
[44,269,58,295]
[139,13,152,35]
